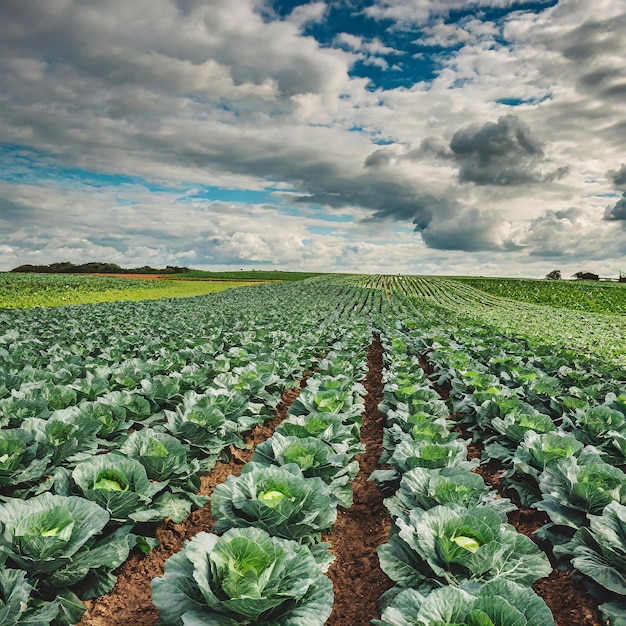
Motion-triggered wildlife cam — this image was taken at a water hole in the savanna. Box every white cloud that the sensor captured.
[414,18,498,47]
[0,0,625,275]
[287,2,328,28]
[364,0,547,26]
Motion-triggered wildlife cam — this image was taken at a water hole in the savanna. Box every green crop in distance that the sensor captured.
[0,273,259,309]
[457,276,626,315]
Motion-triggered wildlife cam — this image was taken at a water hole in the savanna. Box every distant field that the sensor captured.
[175,270,324,281]
[374,274,626,367]
[456,276,626,315]
[0,273,258,309]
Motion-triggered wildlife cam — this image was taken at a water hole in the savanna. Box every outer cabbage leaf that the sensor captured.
[373,580,555,626]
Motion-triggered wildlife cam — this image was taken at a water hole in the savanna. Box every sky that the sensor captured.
[0,0,625,277]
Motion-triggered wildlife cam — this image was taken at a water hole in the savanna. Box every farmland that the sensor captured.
[0,273,260,309]
[1,273,625,625]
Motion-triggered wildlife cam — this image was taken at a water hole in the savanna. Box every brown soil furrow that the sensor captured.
[323,336,393,626]
[79,382,305,626]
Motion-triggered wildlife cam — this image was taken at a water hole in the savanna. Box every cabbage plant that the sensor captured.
[378,505,551,588]
[288,388,364,423]
[566,404,626,463]
[554,501,626,625]
[118,428,199,484]
[483,408,556,463]
[0,567,61,625]
[0,493,132,601]
[22,409,102,468]
[76,400,129,440]
[384,467,515,524]
[54,453,168,523]
[274,413,363,457]
[505,431,587,506]
[151,527,333,625]
[393,412,457,443]
[252,434,358,507]
[211,462,336,567]
[378,424,459,465]
[165,389,248,457]
[118,428,208,520]
[371,439,478,494]
[373,579,555,626]
[536,456,626,531]
[0,428,49,494]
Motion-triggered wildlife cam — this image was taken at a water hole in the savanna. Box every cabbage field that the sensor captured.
[1,273,625,626]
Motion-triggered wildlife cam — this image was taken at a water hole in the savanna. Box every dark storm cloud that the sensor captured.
[604,194,626,221]
[448,115,563,185]
[610,165,626,187]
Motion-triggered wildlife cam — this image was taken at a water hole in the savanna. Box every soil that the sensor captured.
[534,570,603,626]
[322,335,394,625]
[78,383,304,626]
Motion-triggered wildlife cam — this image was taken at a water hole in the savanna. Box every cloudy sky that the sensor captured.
[1,0,625,276]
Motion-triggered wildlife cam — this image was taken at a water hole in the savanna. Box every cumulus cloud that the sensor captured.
[449,114,565,185]
[334,33,402,69]
[414,18,498,47]
[418,206,519,252]
[287,2,328,29]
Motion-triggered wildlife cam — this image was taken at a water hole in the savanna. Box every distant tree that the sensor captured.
[545,269,561,280]
[572,271,599,281]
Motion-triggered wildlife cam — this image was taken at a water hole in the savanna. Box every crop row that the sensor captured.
[389,300,626,625]
[366,317,556,624]
[151,321,373,624]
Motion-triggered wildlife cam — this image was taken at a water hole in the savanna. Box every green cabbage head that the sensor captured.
[152,527,333,625]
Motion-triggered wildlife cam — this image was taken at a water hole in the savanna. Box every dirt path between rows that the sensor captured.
[323,335,393,625]
[79,382,305,626]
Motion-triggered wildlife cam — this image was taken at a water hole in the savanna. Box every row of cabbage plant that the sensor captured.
[0,283,372,625]
[406,316,626,626]
[369,322,555,626]
[150,323,373,625]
